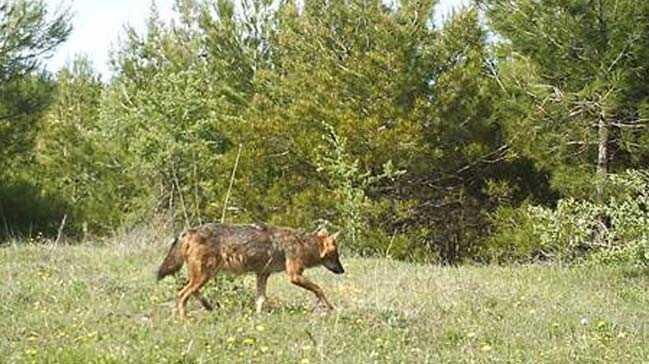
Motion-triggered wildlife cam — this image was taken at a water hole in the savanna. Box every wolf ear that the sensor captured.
[330,231,340,241]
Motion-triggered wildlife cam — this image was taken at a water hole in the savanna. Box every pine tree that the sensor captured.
[479,0,649,199]
[0,0,71,173]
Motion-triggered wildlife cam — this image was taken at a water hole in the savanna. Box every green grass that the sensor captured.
[1,229,648,363]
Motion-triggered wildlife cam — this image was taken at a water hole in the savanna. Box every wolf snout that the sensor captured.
[324,259,345,274]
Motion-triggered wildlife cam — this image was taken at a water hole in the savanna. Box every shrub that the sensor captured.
[485,169,649,265]
[315,122,404,253]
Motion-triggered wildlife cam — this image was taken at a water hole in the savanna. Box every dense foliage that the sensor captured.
[488,170,649,266]
[0,0,71,235]
[2,0,648,264]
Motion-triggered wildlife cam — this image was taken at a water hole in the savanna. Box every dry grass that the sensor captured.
[1,228,648,363]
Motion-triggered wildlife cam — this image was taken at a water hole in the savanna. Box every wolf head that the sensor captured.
[316,228,345,274]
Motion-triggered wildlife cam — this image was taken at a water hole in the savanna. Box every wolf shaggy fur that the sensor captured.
[157,223,345,317]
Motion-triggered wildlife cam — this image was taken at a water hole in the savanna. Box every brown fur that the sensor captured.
[157,223,344,318]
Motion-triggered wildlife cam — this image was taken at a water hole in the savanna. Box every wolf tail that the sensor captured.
[157,236,184,281]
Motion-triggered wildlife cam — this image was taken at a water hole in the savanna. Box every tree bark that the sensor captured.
[596,113,609,202]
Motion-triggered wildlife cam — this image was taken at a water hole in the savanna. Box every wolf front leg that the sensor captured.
[286,261,334,310]
[177,258,214,318]
[255,272,270,313]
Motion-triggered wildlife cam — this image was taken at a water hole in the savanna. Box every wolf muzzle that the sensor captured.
[323,259,345,274]
[157,236,184,281]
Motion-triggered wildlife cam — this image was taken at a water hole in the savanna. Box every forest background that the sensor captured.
[2,0,649,266]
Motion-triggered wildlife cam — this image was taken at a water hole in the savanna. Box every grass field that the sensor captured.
[1,228,648,363]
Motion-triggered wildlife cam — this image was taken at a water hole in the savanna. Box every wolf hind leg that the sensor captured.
[255,272,270,313]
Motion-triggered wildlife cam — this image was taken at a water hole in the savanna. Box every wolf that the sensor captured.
[156,223,345,318]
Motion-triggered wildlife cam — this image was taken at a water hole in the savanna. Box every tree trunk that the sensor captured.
[594,113,610,247]
[595,113,609,202]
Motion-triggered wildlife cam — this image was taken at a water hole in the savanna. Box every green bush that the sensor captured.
[588,238,649,267]
[481,204,543,262]
[315,122,404,253]
[485,169,649,266]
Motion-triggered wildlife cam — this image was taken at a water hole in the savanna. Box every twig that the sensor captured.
[487,59,507,94]
[384,228,400,259]
[221,144,243,223]
[192,150,202,225]
[171,162,190,229]
[305,329,326,361]
[182,339,194,357]
[55,214,67,244]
